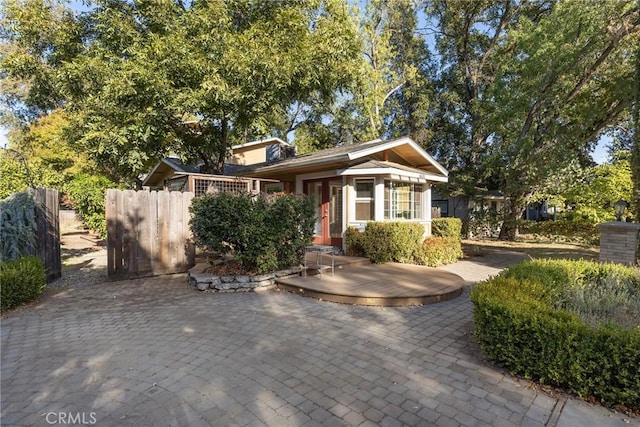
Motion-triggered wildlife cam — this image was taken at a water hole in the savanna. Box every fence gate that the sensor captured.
[32,187,62,282]
[106,190,195,279]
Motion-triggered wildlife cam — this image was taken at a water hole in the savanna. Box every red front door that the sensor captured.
[305,178,343,248]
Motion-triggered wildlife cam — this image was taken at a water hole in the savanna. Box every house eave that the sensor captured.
[338,167,448,183]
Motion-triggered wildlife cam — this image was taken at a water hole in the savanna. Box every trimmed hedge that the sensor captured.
[414,236,463,267]
[1,256,47,312]
[345,227,365,257]
[470,259,640,410]
[344,222,464,266]
[432,217,462,238]
[361,222,424,264]
[190,192,315,273]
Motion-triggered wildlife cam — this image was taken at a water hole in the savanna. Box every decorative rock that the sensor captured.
[196,281,209,291]
[253,273,275,282]
[275,268,301,277]
[188,262,301,293]
[253,280,274,288]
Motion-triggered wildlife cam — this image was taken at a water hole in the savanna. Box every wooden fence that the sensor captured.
[106,190,195,279]
[32,187,62,282]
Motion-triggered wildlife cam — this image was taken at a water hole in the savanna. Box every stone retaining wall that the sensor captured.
[188,263,302,292]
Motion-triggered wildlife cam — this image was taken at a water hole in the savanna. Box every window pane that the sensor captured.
[356,201,374,221]
[414,185,422,219]
[355,180,374,199]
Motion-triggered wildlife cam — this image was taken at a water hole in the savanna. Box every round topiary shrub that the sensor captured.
[1,256,47,312]
[470,259,640,410]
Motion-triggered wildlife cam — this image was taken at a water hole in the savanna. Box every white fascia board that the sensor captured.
[338,167,448,183]
[347,137,449,177]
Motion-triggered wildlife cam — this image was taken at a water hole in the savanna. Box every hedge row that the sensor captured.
[345,218,463,267]
[64,174,118,239]
[1,256,47,312]
[470,259,640,410]
[518,219,599,245]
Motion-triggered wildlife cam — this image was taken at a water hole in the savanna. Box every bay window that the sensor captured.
[384,181,423,220]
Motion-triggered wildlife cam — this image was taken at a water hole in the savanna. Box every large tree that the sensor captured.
[1,0,362,180]
[425,0,639,239]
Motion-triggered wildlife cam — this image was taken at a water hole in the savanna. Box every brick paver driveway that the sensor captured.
[2,252,561,427]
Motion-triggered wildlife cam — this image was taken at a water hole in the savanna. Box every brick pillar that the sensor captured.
[597,222,640,265]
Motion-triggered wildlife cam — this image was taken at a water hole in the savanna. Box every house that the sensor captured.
[143,136,448,250]
[141,137,291,196]
[431,189,504,220]
[242,137,448,248]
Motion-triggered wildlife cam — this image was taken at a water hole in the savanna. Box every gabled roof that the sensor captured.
[142,157,251,187]
[243,137,448,181]
[142,157,198,187]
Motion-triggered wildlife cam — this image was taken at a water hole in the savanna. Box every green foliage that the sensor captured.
[413,236,463,267]
[0,190,37,261]
[347,222,463,266]
[0,256,46,311]
[361,222,424,264]
[463,205,503,239]
[0,153,32,199]
[2,0,363,180]
[64,174,118,238]
[471,259,640,409]
[562,160,634,223]
[190,192,315,274]
[431,217,462,238]
[519,219,599,246]
[344,227,365,257]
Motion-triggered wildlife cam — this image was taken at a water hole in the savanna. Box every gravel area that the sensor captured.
[49,226,108,289]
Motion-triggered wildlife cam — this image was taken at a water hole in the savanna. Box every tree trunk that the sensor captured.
[498,194,525,241]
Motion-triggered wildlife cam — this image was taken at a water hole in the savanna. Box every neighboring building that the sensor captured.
[227,137,295,166]
[431,189,504,220]
[143,136,448,250]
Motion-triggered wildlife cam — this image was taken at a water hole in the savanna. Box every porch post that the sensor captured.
[374,178,385,221]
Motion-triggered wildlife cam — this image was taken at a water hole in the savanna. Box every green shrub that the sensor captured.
[0,190,38,261]
[361,222,424,264]
[65,174,118,238]
[432,217,462,238]
[190,192,315,273]
[519,219,599,245]
[344,227,365,257]
[1,256,47,311]
[413,236,463,267]
[471,259,640,410]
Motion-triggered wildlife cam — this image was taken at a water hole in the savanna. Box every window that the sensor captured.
[384,181,423,220]
[355,179,375,221]
[432,200,449,217]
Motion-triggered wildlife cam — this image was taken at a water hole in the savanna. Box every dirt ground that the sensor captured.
[50,222,108,288]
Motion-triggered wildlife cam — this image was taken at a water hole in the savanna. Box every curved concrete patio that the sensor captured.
[277,262,465,306]
[1,250,636,426]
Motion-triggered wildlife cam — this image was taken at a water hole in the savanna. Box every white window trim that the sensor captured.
[354,177,376,222]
